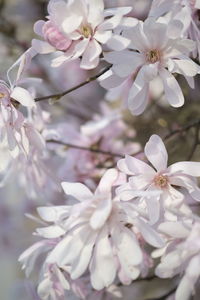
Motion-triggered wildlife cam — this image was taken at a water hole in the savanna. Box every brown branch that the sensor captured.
[35,65,111,102]
[46,139,124,158]
[164,119,200,141]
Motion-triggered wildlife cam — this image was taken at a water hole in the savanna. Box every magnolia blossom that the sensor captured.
[19,169,164,296]
[117,135,200,224]
[149,0,200,58]
[100,17,200,115]
[156,221,200,300]
[32,0,133,69]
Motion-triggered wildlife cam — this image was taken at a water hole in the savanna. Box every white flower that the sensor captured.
[156,222,200,300]
[100,17,200,115]
[117,134,200,224]
[32,0,133,69]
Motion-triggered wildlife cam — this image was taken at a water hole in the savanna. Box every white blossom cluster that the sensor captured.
[1,0,200,299]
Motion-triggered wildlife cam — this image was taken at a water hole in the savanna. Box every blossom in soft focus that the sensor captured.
[100,17,200,114]
[117,135,200,224]
[32,0,133,69]
[156,221,200,300]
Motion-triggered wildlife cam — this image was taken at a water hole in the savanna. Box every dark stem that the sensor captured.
[35,65,111,102]
[46,139,124,158]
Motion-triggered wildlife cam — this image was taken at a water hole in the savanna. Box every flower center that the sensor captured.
[80,24,93,38]
[154,175,168,188]
[0,92,6,99]
[146,49,160,63]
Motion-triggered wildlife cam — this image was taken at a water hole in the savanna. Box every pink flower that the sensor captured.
[117,135,200,224]
[32,0,132,69]
[100,17,200,115]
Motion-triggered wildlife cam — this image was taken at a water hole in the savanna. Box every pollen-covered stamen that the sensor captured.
[0,93,6,99]
[80,24,93,38]
[154,174,168,188]
[146,49,160,63]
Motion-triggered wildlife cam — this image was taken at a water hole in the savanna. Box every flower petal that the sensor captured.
[145,135,168,172]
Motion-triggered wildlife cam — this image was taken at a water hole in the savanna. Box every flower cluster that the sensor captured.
[1,0,200,299]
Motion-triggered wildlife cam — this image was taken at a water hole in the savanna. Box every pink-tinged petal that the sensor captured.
[143,18,167,49]
[46,229,78,265]
[129,174,154,190]
[104,50,143,65]
[146,195,160,224]
[128,83,149,115]
[36,225,65,238]
[51,54,70,67]
[71,231,97,279]
[19,240,52,277]
[98,14,122,31]
[72,39,90,60]
[159,68,184,107]
[88,0,104,28]
[34,20,45,37]
[113,227,143,272]
[61,182,93,201]
[94,30,112,44]
[117,158,134,175]
[171,58,200,77]
[158,222,190,238]
[145,135,168,172]
[176,255,200,300]
[169,174,200,202]
[136,218,165,248]
[37,206,70,222]
[90,226,116,290]
[124,155,155,175]
[168,162,200,177]
[90,196,112,230]
[96,168,119,194]
[99,70,125,89]
[10,87,35,108]
[106,34,130,51]
[80,39,102,70]
[104,7,132,17]
[32,39,55,54]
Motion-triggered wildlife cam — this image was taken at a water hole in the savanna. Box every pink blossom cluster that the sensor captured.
[0,0,200,299]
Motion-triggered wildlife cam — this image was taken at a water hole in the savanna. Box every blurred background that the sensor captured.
[0,0,200,299]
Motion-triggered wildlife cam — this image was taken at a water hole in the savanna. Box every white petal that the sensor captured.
[32,39,55,54]
[90,227,116,290]
[168,162,200,177]
[159,68,184,107]
[33,20,45,37]
[98,14,122,31]
[90,196,112,230]
[80,39,102,70]
[10,87,35,108]
[137,218,165,248]
[106,34,130,51]
[95,168,118,194]
[124,155,155,175]
[145,134,168,172]
[61,182,93,200]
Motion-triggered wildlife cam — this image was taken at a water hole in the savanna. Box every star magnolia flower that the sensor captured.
[32,0,133,69]
[149,0,200,59]
[117,135,200,224]
[156,222,200,300]
[0,49,43,157]
[100,17,200,115]
[19,169,164,292]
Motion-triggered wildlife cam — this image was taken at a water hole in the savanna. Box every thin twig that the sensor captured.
[164,119,200,140]
[187,123,200,160]
[35,65,111,102]
[47,139,124,158]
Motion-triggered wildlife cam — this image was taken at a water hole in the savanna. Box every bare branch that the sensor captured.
[35,65,112,102]
[46,139,124,158]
